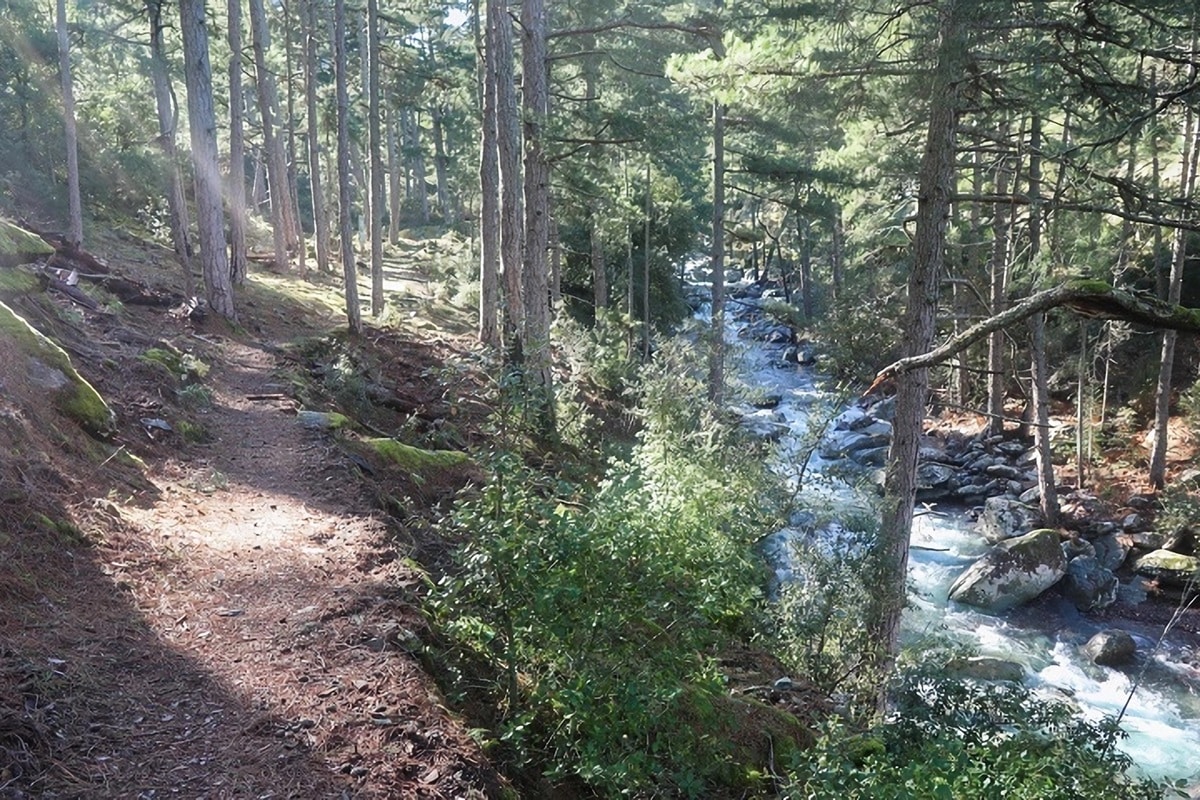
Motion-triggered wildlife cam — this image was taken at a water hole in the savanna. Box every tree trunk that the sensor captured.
[477,0,500,347]
[179,0,235,319]
[334,0,361,333]
[404,109,431,225]
[367,0,384,316]
[56,0,82,248]
[431,100,451,219]
[798,214,814,321]
[147,0,195,296]
[227,0,248,285]
[1150,101,1199,489]
[492,0,522,353]
[1027,111,1060,523]
[875,0,964,688]
[281,0,306,272]
[248,0,294,270]
[830,204,844,303]
[643,160,652,360]
[388,108,402,243]
[521,0,554,432]
[304,0,330,273]
[707,99,726,403]
[985,129,1012,437]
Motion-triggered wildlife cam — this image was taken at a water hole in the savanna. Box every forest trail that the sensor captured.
[9,321,499,799]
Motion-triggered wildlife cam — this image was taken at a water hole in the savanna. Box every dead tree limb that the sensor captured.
[868,279,1200,394]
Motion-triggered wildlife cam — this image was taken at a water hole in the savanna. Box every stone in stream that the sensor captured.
[1133,549,1200,588]
[977,496,1043,544]
[948,528,1066,614]
[1083,629,1137,667]
[1062,553,1118,612]
[1092,533,1130,572]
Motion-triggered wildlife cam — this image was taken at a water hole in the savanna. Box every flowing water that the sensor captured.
[712,295,1200,783]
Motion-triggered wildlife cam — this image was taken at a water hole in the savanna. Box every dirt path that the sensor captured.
[25,335,498,798]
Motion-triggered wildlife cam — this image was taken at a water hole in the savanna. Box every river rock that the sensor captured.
[1083,629,1137,666]
[977,496,1043,544]
[985,463,1028,482]
[1133,549,1200,587]
[917,462,956,490]
[944,656,1025,683]
[1063,554,1118,612]
[948,528,1066,614]
[1092,533,1130,572]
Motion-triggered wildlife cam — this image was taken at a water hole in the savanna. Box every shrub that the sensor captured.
[784,665,1169,800]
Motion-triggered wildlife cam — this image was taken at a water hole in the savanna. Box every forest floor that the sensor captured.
[1,231,508,798]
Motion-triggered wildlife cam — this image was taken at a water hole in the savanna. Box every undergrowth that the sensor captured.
[429,339,794,797]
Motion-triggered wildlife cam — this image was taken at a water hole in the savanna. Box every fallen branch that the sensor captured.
[869,279,1200,394]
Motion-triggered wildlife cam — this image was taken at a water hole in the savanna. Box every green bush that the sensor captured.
[431,341,793,796]
[785,667,1169,800]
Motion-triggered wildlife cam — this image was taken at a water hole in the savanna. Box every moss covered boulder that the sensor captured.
[0,299,115,436]
[0,219,53,267]
[1134,549,1200,588]
[948,528,1066,614]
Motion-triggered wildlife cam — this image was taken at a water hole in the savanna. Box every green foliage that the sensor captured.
[432,340,791,796]
[768,503,882,714]
[1155,478,1200,536]
[785,667,1169,800]
[814,294,904,381]
[176,383,213,410]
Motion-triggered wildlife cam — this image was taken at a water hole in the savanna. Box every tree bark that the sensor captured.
[1027,110,1060,524]
[643,159,652,360]
[56,0,83,248]
[304,0,330,273]
[1149,99,1199,489]
[227,0,248,285]
[147,0,195,296]
[404,109,431,224]
[179,0,235,319]
[248,0,294,270]
[985,133,1012,436]
[492,0,523,353]
[477,0,500,346]
[281,0,306,273]
[874,0,964,686]
[388,108,402,243]
[707,98,726,403]
[521,0,554,433]
[367,0,384,316]
[334,0,361,333]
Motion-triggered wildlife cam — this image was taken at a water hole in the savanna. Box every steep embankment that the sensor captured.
[0,228,504,798]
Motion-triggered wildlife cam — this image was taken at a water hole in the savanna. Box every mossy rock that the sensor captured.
[361,437,470,473]
[297,410,351,430]
[0,267,40,294]
[0,299,115,436]
[0,219,53,267]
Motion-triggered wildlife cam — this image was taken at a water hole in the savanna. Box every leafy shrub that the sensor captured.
[784,666,1168,800]
[431,340,793,796]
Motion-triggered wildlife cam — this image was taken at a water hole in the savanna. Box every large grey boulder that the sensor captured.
[949,528,1066,613]
[1084,629,1137,667]
[977,496,1043,544]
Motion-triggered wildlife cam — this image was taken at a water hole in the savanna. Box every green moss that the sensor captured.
[0,299,115,436]
[361,437,470,472]
[0,219,53,264]
[0,267,39,293]
[139,347,184,375]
